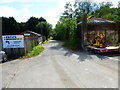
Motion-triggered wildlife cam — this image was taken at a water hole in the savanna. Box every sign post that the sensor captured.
[2,35,24,48]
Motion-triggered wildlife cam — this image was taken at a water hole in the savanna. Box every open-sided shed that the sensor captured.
[77,16,119,48]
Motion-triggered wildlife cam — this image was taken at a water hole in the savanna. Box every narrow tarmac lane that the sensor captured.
[1,40,119,88]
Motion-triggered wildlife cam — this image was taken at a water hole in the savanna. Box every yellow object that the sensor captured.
[92,32,108,48]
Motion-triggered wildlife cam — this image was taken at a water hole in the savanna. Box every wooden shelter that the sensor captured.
[19,31,42,44]
[77,16,119,48]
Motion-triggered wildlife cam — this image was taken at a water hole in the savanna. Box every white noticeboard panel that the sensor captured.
[2,35,24,48]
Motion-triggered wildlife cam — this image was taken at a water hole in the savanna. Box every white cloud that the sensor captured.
[45,0,75,27]
[45,8,60,28]
[0,0,75,27]
[0,4,33,22]
[17,13,41,22]
[25,4,32,8]
[0,6,19,17]
[21,0,56,3]
[17,14,32,22]
[0,0,16,3]
[16,4,34,22]
[21,4,32,12]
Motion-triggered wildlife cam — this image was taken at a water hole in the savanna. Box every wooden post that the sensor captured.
[24,37,27,55]
[117,22,120,43]
[81,9,87,49]
[0,17,2,51]
[105,28,107,42]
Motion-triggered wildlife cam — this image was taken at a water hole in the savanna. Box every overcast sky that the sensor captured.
[0,0,119,27]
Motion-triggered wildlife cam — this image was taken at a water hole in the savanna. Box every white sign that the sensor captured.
[24,33,30,36]
[2,35,24,48]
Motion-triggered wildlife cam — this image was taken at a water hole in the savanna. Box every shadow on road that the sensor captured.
[49,40,119,62]
[50,45,62,50]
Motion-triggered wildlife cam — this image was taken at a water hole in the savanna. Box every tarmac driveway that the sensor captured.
[1,40,119,88]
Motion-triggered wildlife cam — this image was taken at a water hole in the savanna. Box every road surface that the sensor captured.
[1,40,119,88]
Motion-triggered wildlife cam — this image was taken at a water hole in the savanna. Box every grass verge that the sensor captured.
[49,37,53,40]
[43,40,48,44]
[26,45,44,57]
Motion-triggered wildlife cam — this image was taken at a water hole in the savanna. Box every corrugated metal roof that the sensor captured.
[20,31,41,36]
[88,16,115,23]
[78,16,116,25]
[26,31,41,36]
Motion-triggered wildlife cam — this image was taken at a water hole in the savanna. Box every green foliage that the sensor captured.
[53,22,66,40]
[2,17,20,35]
[63,18,82,50]
[93,4,120,22]
[2,16,52,40]
[49,37,53,40]
[36,22,52,39]
[26,17,39,31]
[54,11,79,49]
[2,1,120,50]
[27,45,44,57]
[26,17,46,32]
[52,2,75,41]
[62,2,73,18]
[74,1,98,22]
[25,16,52,39]
[43,40,48,44]
[53,2,85,50]
[53,1,120,50]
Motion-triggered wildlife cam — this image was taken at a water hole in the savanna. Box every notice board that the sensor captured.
[2,35,24,48]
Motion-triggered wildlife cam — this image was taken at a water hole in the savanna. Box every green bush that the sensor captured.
[27,45,44,57]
